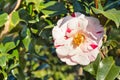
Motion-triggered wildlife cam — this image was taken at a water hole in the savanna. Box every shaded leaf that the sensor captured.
[41,1,67,17]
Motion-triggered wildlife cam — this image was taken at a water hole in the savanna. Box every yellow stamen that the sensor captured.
[72,33,85,47]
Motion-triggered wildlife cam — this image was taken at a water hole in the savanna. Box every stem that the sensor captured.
[94,0,98,9]
[0,0,21,40]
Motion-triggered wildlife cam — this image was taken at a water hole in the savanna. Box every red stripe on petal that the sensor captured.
[96,31,103,34]
[90,44,98,49]
[64,36,69,40]
[55,44,64,48]
[52,39,55,42]
[78,22,80,27]
[66,27,71,33]
[71,13,76,17]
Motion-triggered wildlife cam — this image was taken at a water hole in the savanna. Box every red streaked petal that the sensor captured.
[55,44,64,48]
[90,44,98,49]
[64,36,69,39]
[66,27,72,33]
[96,31,103,34]
[78,22,80,27]
[71,13,76,17]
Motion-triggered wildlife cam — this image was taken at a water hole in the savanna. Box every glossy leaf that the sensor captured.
[92,7,120,27]
[10,11,21,30]
[84,54,101,76]
[96,57,120,80]
[4,42,16,52]
[0,54,8,67]
[0,13,8,27]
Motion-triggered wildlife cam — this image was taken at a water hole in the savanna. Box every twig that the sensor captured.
[0,0,21,40]
[94,0,98,9]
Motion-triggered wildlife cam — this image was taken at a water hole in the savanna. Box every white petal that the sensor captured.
[87,47,99,62]
[67,18,78,30]
[86,17,104,41]
[52,26,64,39]
[77,16,88,31]
[60,57,77,65]
[56,45,71,56]
[68,47,83,56]
[71,54,90,65]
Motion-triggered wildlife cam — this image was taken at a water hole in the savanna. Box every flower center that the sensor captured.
[72,33,85,47]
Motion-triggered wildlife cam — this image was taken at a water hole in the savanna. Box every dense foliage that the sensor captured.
[0,0,120,80]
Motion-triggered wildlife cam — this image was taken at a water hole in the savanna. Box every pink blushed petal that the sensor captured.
[90,44,98,49]
[57,18,64,27]
[56,46,69,56]
[66,59,77,65]
[78,22,80,27]
[60,57,77,65]
[86,17,104,41]
[77,16,88,31]
[88,55,96,61]
[68,47,83,56]
[87,47,99,62]
[71,55,90,65]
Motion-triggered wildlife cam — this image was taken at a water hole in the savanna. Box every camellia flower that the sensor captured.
[52,12,104,65]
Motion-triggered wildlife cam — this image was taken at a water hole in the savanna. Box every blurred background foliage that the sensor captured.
[0,0,120,80]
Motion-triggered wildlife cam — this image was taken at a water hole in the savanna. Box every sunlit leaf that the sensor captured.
[96,57,120,80]
[10,11,21,30]
[4,42,16,53]
[92,7,120,27]
[0,54,8,67]
[0,13,8,27]
[84,54,101,76]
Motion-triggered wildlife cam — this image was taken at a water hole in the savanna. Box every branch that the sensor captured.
[0,0,21,40]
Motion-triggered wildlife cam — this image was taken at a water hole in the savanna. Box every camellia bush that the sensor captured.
[0,0,120,80]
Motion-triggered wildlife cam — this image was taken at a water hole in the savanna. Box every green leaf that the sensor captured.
[25,0,44,12]
[41,1,67,17]
[0,43,5,53]
[0,13,8,27]
[104,0,120,10]
[72,1,82,12]
[32,70,47,78]
[4,42,16,53]
[0,54,8,67]
[96,57,120,80]
[92,7,120,27]
[84,54,101,76]
[10,11,21,30]
[0,42,17,53]
[22,29,31,51]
